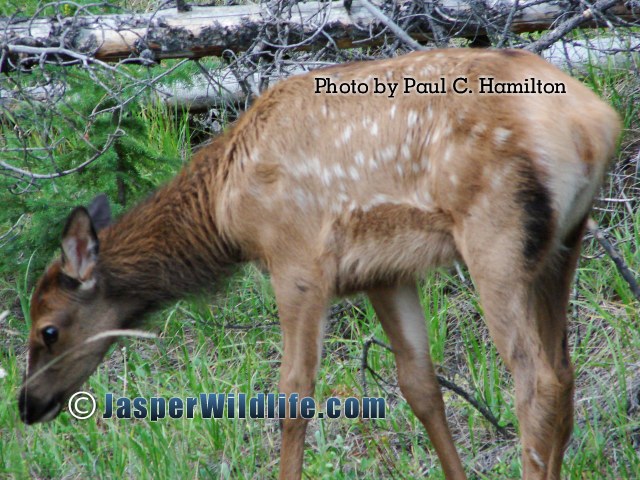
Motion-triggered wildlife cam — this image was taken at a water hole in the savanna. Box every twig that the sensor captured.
[358,0,427,51]
[361,337,393,397]
[496,0,520,48]
[526,0,620,53]
[436,375,515,439]
[587,218,640,302]
[361,336,515,439]
[0,129,124,180]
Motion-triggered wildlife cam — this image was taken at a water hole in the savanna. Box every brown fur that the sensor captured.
[19,49,621,480]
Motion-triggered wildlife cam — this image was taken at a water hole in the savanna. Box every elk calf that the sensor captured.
[19,49,621,479]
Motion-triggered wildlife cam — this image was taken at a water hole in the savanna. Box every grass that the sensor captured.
[2,250,638,478]
[1,41,639,480]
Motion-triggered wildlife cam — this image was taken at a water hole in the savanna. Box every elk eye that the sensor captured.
[41,326,59,346]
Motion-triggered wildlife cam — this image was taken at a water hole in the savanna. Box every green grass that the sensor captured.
[2,245,638,478]
[1,49,639,479]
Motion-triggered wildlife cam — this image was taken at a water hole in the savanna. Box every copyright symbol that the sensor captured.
[68,391,97,420]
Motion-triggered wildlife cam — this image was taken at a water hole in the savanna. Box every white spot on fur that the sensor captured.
[348,166,360,181]
[390,104,397,119]
[443,146,454,163]
[421,189,433,205]
[494,127,512,146]
[334,164,346,179]
[380,146,396,162]
[529,448,546,470]
[321,168,333,187]
[308,157,321,172]
[432,122,452,146]
[320,104,327,117]
[491,172,504,190]
[355,151,365,166]
[372,193,392,204]
[431,128,442,145]
[342,126,353,143]
[407,110,418,128]
[293,188,310,209]
[331,193,350,213]
[371,122,379,136]
[401,143,411,160]
[449,174,458,186]
[472,123,487,136]
[362,194,393,212]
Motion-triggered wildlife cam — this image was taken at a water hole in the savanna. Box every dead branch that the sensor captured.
[361,336,515,439]
[587,218,640,303]
[358,0,427,51]
[526,0,625,53]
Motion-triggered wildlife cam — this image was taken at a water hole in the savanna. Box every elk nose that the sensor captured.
[18,388,62,424]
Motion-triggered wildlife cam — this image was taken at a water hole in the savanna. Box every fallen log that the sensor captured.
[1,1,637,71]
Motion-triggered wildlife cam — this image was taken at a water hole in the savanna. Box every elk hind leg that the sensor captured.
[457,215,582,480]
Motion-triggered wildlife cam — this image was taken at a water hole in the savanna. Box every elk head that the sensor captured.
[18,195,119,424]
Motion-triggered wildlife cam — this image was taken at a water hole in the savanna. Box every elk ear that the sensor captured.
[60,207,100,283]
[87,194,112,231]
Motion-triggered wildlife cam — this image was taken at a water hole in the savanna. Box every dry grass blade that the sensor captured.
[85,329,157,343]
[22,329,157,388]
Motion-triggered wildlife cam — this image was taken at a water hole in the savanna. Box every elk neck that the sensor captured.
[96,135,241,312]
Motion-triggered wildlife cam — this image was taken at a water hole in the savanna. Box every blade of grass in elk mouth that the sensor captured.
[22,329,157,389]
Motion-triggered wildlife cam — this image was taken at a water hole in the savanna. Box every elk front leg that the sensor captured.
[271,268,330,480]
[368,283,467,480]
